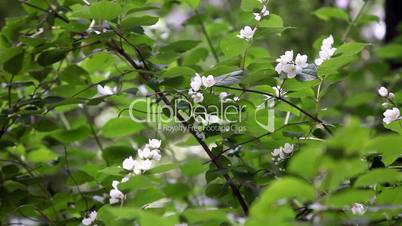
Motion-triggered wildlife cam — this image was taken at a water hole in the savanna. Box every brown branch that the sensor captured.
[107,39,249,215]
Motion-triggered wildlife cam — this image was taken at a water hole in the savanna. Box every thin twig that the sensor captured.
[63,146,90,211]
[216,85,333,135]
[341,0,369,42]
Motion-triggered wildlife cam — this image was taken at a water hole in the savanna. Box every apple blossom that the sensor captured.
[148,138,162,149]
[122,156,136,171]
[315,35,337,66]
[237,26,256,41]
[383,108,400,124]
[97,84,117,96]
[378,86,388,97]
[282,143,294,154]
[109,180,125,204]
[190,73,202,91]
[202,75,216,88]
[82,211,97,226]
[192,92,204,103]
[275,50,308,78]
[254,6,269,21]
[351,203,366,215]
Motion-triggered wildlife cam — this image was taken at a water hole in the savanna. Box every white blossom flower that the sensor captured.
[233,96,240,101]
[315,35,337,66]
[282,143,294,154]
[388,92,395,99]
[137,159,152,172]
[271,148,282,157]
[275,50,308,78]
[351,203,366,215]
[192,92,204,103]
[283,64,300,78]
[202,75,216,88]
[254,5,269,21]
[148,138,162,149]
[295,54,308,68]
[237,26,256,41]
[97,85,117,96]
[109,180,125,204]
[150,149,161,161]
[122,156,136,171]
[383,108,400,124]
[138,147,152,160]
[190,73,202,91]
[82,211,97,225]
[219,92,229,102]
[378,86,388,97]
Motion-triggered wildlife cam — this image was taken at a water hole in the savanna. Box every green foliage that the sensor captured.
[0,0,401,225]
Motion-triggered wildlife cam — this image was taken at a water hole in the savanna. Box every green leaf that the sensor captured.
[180,159,208,176]
[259,14,284,28]
[250,177,315,217]
[288,145,324,179]
[37,49,68,66]
[89,0,121,20]
[335,42,368,56]
[160,40,201,53]
[183,0,200,9]
[51,126,91,143]
[317,55,357,77]
[3,50,24,75]
[102,146,134,165]
[354,169,402,187]
[326,189,375,208]
[241,0,262,12]
[102,118,145,138]
[60,65,89,84]
[161,66,196,78]
[27,148,56,163]
[120,16,159,30]
[375,44,402,59]
[364,135,402,165]
[313,7,349,21]
[220,33,247,57]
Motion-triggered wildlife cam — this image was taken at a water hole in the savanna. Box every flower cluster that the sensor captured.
[275,50,308,78]
[378,87,400,124]
[378,86,395,99]
[238,0,269,40]
[315,35,336,66]
[108,139,162,205]
[189,73,216,103]
[82,211,97,226]
[271,143,294,162]
[254,5,269,21]
[122,139,162,174]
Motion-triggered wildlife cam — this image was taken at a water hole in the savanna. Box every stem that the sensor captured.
[199,20,219,63]
[206,121,309,164]
[342,0,369,42]
[216,85,333,135]
[241,43,252,70]
[63,146,89,211]
[83,108,104,152]
[8,75,14,108]
[107,39,249,215]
